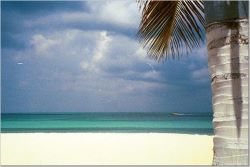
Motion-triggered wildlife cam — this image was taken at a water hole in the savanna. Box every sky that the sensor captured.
[1,1,212,113]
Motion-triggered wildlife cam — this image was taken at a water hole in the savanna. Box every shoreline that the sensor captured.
[1,133,214,165]
[1,131,214,135]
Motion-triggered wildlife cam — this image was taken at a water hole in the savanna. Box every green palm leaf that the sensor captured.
[138,0,205,61]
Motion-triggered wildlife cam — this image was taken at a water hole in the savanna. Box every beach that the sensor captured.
[1,133,213,165]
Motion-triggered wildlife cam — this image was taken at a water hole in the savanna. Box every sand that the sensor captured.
[0,133,213,165]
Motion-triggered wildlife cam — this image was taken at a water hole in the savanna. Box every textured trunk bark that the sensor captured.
[206,19,248,165]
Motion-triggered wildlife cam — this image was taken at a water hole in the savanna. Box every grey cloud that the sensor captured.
[2,1,212,113]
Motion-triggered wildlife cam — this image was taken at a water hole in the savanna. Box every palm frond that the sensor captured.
[138,0,205,61]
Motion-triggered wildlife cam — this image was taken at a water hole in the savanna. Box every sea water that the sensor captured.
[1,112,213,134]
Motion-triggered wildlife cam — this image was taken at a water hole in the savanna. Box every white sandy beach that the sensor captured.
[1,133,213,165]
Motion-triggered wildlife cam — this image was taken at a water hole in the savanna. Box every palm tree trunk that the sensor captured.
[206,19,248,165]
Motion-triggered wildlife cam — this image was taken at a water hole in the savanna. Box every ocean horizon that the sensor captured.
[1,112,213,134]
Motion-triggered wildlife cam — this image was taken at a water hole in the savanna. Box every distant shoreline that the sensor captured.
[1,129,214,135]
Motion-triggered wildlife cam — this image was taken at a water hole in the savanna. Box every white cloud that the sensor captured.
[192,68,208,79]
[78,30,156,75]
[24,0,140,30]
[135,46,147,60]
[12,28,163,95]
[191,67,209,84]
[9,0,165,98]
[27,29,103,59]
[30,34,59,55]
[89,0,140,28]
[142,71,161,80]
[80,31,112,72]
[93,31,112,62]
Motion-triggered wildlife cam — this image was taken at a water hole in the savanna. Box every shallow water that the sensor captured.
[1,112,213,134]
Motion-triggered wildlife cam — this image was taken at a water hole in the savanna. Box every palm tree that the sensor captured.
[138,0,248,165]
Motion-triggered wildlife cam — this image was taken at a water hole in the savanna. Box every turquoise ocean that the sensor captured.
[1,112,213,135]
